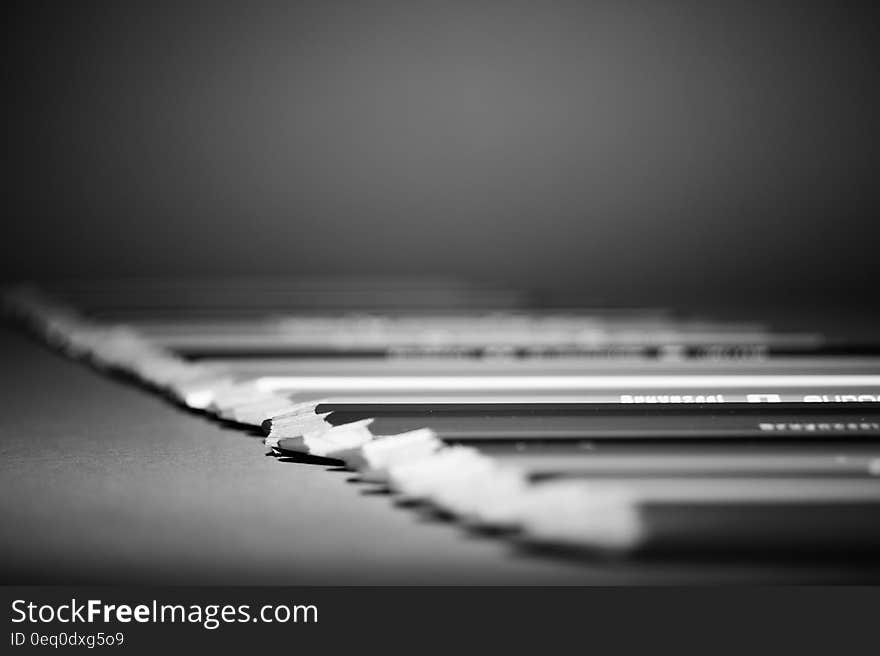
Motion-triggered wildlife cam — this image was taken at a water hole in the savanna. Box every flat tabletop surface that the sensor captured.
[3,326,880,584]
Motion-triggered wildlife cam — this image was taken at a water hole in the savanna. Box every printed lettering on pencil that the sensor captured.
[759,422,880,432]
[802,393,880,402]
[619,394,726,404]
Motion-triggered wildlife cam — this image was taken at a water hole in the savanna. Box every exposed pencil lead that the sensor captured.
[274,418,376,458]
[264,409,334,438]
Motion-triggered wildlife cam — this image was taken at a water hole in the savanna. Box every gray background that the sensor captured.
[5,1,878,307]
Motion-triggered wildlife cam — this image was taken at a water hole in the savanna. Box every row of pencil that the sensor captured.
[7,287,880,554]
[2,287,642,551]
